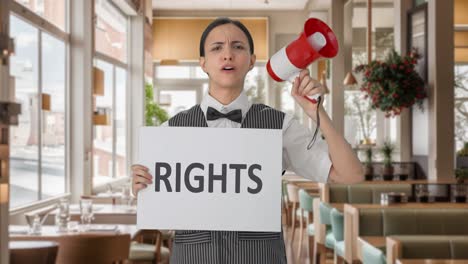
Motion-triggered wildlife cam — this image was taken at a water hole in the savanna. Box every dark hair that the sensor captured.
[199,17,254,57]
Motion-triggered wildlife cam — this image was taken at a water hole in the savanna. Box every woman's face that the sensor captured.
[200,23,256,91]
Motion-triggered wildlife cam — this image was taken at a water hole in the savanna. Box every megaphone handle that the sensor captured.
[288,72,322,104]
[305,94,321,104]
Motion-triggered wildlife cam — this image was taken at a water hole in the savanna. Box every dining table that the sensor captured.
[9,224,140,239]
[45,203,137,225]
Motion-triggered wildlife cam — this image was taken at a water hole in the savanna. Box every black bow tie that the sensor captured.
[206,106,242,123]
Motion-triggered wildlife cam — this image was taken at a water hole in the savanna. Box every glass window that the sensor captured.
[347,4,395,147]
[160,90,197,117]
[9,15,39,207]
[115,67,127,178]
[15,0,66,30]
[9,14,67,208]
[244,65,267,104]
[156,66,190,79]
[93,60,128,186]
[455,65,468,151]
[95,0,127,62]
[41,32,66,197]
[344,90,377,146]
[94,60,114,185]
[154,64,268,119]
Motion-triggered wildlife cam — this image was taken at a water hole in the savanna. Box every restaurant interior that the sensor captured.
[1,0,467,263]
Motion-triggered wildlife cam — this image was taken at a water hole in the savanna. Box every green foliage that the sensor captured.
[354,49,427,117]
[457,142,468,157]
[380,141,395,167]
[145,83,168,126]
[455,168,468,182]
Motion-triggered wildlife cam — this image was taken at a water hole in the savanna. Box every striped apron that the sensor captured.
[168,104,287,264]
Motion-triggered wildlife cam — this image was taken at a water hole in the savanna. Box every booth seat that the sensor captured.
[385,235,468,264]
[357,209,468,264]
[327,183,412,204]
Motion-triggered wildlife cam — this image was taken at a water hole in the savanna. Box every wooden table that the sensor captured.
[357,236,386,261]
[282,176,320,197]
[397,259,468,264]
[9,224,139,239]
[46,204,137,225]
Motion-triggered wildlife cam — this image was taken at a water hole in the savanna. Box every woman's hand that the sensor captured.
[291,69,326,121]
[131,164,153,196]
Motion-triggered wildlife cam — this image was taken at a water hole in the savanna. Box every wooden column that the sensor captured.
[367,0,372,64]
[69,0,94,201]
[427,0,454,180]
[394,0,413,161]
[329,0,345,135]
[0,1,20,263]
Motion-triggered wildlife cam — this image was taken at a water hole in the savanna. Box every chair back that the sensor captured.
[17,234,132,264]
[298,189,314,212]
[282,181,289,202]
[319,201,332,225]
[55,233,130,264]
[330,208,344,242]
[286,184,299,203]
[9,241,58,264]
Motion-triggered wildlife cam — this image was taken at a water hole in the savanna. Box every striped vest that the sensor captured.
[168,104,287,264]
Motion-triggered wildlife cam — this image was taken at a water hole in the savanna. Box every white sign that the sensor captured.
[137,127,282,232]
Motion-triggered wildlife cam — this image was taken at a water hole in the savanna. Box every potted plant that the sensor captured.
[354,49,427,117]
[456,142,468,168]
[145,83,169,126]
[381,141,395,181]
[455,168,468,184]
[364,148,374,181]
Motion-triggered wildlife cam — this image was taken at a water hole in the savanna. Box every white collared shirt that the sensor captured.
[160,91,331,183]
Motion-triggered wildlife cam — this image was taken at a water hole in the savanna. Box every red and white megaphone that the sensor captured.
[266,18,339,103]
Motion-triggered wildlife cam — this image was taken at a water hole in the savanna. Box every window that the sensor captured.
[345,3,396,150]
[93,60,128,186]
[9,14,67,208]
[154,63,268,119]
[455,65,468,151]
[95,0,127,63]
[15,0,66,30]
[93,0,129,188]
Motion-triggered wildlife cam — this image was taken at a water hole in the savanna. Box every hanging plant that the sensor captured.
[354,49,427,117]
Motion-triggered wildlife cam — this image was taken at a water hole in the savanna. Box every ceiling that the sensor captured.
[151,0,394,11]
[152,0,314,11]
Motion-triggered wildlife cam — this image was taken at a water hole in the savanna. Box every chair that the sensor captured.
[14,233,131,264]
[330,208,345,264]
[129,229,171,264]
[286,183,300,244]
[296,189,315,263]
[282,180,292,227]
[9,241,58,264]
[314,201,335,264]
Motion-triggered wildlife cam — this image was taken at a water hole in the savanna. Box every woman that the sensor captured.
[132,17,363,264]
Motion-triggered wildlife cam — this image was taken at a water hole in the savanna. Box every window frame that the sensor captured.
[454,62,468,151]
[153,61,268,118]
[92,1,130,189]
[9,0,70,210]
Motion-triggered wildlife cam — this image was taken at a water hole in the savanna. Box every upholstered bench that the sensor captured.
[386,235,468,264]
[352,208,468,264]
[323,183,413,203]
[313,183,412,263]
